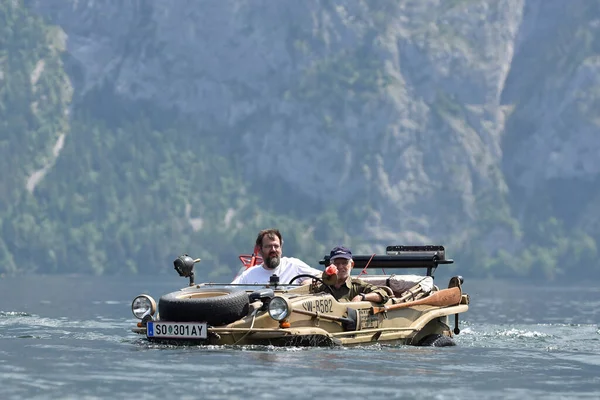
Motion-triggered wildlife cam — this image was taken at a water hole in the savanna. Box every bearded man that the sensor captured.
[231,228,321,285]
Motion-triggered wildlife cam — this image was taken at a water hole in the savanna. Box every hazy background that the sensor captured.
[1,0,600,281]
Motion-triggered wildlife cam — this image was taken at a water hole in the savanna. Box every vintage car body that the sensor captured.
[131,245,470,347]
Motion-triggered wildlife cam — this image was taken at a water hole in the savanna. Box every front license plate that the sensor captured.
[147,322,208,339]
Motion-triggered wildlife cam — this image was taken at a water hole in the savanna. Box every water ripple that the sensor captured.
[2,278,600,399]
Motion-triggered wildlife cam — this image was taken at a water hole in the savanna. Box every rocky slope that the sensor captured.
[5,0,599,277]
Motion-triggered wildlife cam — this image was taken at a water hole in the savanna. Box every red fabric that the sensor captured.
[325,265,338,276]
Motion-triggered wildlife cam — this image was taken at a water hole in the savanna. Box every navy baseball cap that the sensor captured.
[330,246,352,260]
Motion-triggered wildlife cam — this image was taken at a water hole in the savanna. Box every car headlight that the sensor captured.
[268,297,291,321]
[131,295,156,319]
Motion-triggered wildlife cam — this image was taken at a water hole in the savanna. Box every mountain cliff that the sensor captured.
[1,0,599,279]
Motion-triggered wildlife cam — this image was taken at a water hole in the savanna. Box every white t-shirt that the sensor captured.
[231,257,322,285]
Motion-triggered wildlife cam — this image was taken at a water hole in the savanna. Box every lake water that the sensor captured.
[0,274,599,399]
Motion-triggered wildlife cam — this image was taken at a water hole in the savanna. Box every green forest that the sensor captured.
[1,1,598,281]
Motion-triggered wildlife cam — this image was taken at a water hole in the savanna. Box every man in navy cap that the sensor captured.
[317,245,389,303]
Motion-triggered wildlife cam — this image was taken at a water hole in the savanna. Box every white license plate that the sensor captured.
[147,322,207,339]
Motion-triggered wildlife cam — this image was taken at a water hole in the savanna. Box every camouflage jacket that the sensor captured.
[313,276,389,303]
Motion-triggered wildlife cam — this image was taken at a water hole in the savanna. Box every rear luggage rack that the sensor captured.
[319,245,453,276]
[385,245,446,258]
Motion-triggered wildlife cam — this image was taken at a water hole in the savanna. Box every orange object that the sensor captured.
[279,320,291,328]
[238,245,263,269]
[358,253,376,276]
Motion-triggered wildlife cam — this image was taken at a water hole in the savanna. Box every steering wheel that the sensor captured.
[288,274,335,295]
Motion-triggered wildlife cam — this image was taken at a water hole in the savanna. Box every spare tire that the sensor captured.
[158,287,249,326]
